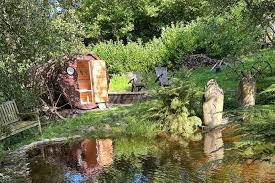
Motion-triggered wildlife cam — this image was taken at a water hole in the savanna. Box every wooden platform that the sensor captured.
[108,92,150,104]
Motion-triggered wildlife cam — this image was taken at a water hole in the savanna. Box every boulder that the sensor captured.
[203,79,224,128]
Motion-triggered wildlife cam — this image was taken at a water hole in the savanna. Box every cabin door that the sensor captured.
[90,60,109,103]
[77,61,94,104]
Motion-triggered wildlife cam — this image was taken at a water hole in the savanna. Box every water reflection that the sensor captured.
[26,136,275,183]
[28,138,113,182]
[203,129,224,162]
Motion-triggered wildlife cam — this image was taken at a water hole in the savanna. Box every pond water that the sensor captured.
[26,129,275,183]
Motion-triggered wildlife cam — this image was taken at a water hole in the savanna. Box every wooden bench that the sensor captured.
[0,100,42,140]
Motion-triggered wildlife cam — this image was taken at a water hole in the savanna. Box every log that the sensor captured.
[203,79,224,128]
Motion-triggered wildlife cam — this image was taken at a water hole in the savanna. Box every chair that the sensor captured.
[155,67,170,87]
[127,72,145,92]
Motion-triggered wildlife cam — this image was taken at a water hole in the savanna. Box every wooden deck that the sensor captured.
[108,92,150,104]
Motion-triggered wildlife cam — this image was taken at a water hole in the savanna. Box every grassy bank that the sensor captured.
[0,102,157,155]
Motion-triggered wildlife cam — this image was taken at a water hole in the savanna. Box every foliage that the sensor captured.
[233,105,275,158]
[93,38,167,74]
[78,0,205,43]
[162,13,261,63]
[94,11,261,74]
[149,72,202,139]
[0,0,86,110]
[109,74,131,91]
[208,0,275,46]
[0,124,11,136]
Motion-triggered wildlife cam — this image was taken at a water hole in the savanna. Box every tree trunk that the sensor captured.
[203,79,224,128]
[239,75,256,107]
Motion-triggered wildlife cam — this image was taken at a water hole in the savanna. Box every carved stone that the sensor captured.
[203,79,224,128]
[239,75,256,107]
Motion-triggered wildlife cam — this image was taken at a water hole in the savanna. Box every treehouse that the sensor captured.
[55,54,109,110]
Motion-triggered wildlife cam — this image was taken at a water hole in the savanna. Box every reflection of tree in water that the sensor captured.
[96,137,205,183]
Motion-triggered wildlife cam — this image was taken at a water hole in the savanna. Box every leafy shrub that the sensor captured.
[93,38,167,75]
[0,70,39,111]
[161,14,261,66]
[149,71,202,139]
[94,10,261,74]
[233,106,275,158]
[109,74,131,91]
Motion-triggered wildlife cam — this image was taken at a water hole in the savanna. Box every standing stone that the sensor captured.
[239,74,256,107]
[203,79,224,128]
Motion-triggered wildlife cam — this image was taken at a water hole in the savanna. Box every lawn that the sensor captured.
[0,101,156,156]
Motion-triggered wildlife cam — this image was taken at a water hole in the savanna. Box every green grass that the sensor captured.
[109,74,131,91]
[109,73,159,92]
[0,101,158,154]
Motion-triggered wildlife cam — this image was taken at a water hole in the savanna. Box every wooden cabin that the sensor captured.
[58,54,109,109]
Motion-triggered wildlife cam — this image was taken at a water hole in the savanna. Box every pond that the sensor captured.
[23,130,275,182]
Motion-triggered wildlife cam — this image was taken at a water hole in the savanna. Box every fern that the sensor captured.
[149,72,203,139]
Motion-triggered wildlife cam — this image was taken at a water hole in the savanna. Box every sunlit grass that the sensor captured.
[0,102,158,155]
[109,74,131,92]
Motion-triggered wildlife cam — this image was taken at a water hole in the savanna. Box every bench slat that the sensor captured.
[0,105,9,124]
[0,121,39,140]
[8,101,19,123]
[4,102,13,123]
[6,102,13,122]
[0,106,6,124]
[0,101,19,124]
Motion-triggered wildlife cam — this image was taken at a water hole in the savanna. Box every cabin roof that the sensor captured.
[77,53,102,61]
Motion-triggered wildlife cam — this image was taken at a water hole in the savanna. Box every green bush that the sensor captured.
[94,11,261,74]
[93,38,167,75]
[149,72,203,139]
[233,105,275,158]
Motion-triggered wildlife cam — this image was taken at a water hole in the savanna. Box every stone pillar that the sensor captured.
[239,75,256,107]
[203,79,224,128]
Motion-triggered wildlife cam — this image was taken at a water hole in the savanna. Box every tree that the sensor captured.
[77,0,205,43]
[0,0,85,109]
[208,0,275,46]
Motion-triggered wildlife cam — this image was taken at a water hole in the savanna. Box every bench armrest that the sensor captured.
[155,74,164,83]
[128,78,134,84]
